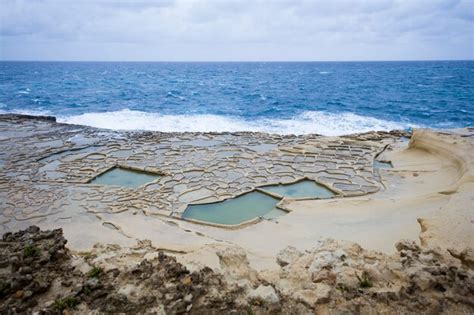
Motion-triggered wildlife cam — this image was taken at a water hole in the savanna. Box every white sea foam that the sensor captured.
[0,109,52,116]
[57,109,415,136]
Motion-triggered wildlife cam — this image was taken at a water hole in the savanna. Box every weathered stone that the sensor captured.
[216,246,256,282]
[247,285,280,305]
[311,269,337,285]
[85,277,100,289]
[294,284,331,306]
[276,246,303,267]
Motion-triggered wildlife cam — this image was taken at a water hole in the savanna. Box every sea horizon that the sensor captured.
[1,59,473,63]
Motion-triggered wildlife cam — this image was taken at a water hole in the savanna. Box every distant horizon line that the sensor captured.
[1,59,473,63]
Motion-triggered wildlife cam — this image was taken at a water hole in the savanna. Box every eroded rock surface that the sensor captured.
[269,239,474,313]
[1,227,473,314]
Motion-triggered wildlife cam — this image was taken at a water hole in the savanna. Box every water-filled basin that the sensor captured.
[89,167,160,188]
[374,161,393,169]
[260,180,336,199]
[183,191,280,225]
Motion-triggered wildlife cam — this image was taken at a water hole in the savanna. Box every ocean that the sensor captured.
[0,61,472,136]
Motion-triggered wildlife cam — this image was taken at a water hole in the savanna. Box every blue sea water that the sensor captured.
[0,61,472,135]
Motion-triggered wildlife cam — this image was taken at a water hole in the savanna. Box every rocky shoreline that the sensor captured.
[1,226,473,314]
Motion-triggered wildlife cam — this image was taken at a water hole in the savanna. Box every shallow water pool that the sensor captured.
[260,180,336,199]
[89,167,160,188]
[374,161,393,169]
[183,191,280,225]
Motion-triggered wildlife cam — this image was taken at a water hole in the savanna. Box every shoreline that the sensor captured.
[0,113,473,313]
[0,111,420,136]
[0,113,416,136]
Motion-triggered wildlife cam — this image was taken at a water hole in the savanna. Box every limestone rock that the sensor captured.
[216,245,257,282]
[449,247,474,269]
[294,283,331,306]
[395,239,421,252]
[276,246,303,267]
[247,285,280,306]
[308,250,340,271]
[460,248,474,269]
[311,269,337,285]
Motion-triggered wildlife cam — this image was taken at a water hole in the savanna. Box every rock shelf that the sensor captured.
[0,114,397,230]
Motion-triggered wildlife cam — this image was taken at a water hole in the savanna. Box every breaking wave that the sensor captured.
[57,109,416,136]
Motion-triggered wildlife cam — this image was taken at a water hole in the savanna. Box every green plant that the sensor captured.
[87,267,103,278]
[336,283,348,293]
[52,296,79,311]
[23,245,40,257]
[83,285,92,295]
[356,271,373,288]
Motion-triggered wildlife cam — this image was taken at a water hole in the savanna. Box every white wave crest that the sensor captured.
[57,109,415,136]
[0,109,52,116]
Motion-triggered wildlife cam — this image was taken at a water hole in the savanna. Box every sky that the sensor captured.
[0,0,473,61]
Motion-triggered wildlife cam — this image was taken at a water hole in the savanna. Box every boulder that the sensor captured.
[247,285,280,306]
[276,246,303,267]
[216,246,257,283]
[293,283,331,306]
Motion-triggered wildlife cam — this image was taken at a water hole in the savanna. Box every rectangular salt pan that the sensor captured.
[374,161,393,169]
[183,191,280,225]
[89,167,160,188]
[260,180,335,199]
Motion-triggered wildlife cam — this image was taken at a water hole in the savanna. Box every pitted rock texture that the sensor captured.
[0,226,279,314]
[0,226,73,313]
[0,114,402,231]
[267,239,474,314]
[1,227,473,314]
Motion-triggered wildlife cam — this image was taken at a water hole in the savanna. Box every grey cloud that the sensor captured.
[0,0,472,61]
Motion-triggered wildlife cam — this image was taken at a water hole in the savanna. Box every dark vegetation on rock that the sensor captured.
[0,227,275,314]
[1,226,473,314]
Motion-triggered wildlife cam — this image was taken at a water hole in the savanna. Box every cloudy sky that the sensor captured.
[0,0,473,61]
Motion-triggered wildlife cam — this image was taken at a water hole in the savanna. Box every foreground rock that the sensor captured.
[1,227,473,314]
[268,239,474,313]
[0,226,71,313]
[0,226,277,314]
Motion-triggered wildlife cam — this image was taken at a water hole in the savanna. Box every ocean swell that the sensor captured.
[56,109,415,136]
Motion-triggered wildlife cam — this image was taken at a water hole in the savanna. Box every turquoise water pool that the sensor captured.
[89,167,160,188]
[374,161,393,169]
[183,191,280,225]
[260,180,335,199]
